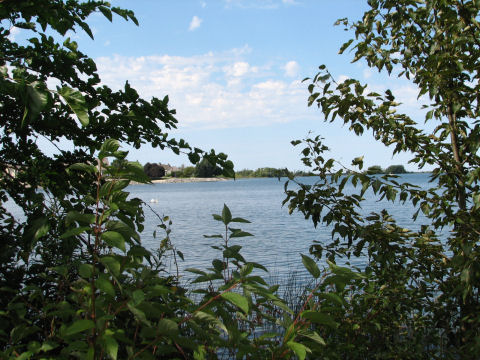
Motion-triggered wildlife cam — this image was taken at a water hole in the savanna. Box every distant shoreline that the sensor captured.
[137,172,430,185]
[150,177,230,184]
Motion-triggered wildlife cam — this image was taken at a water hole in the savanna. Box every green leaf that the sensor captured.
[24,81,50,124]
[68,163,96,173]
[99,139,120,156]
[65,211,96,226]
[185,268,207,276]
[301,310,338,328]
[106,220,140,243]
[157,318,178,335]
[194,346,206,360]
[127,303,150,325]
[132,289,144,305]
[301,254,320,279]
[221,292,249,314]
[286,341,309,360]
[300,330,326,346]
[39,341,59,352]
[96,274,115,297]
[229,229,253,238]
[100,256,121,277]
[221,204,232,225]
[319,293,345,307]
[193,311,228,334]
[10,324,40,343]
[249,262,268,272]
[103,336,118,360]
[212,214,223,222]
[58,86,89,126]
[78,264,93,278]
[24,217,50,242]
[102,231,126,252]
[327,260,365,279]
[239,263,253,277]
[231,217,251,223]
[339,38,354,54]
[99,6,113,22]
[188,152,201,164]
[176,250,184,261]
[16,351,34,360]
[212,259,224,272]
[64,319,95,336]
[60,226,91,239]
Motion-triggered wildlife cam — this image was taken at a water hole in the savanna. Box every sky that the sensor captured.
[18,0,431,171]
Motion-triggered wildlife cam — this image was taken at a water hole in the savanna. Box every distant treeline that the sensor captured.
[236,167,315,178]
[143,159,223,179]
[144,162,408,180]
[365,164,407,174]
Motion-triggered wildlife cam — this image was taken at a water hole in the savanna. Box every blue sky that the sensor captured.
[22,0,430,171]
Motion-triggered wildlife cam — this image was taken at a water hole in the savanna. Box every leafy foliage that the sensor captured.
[0,1,353,359]
[365,165,407,174]
[143,163,166,180]
[0,0,233,302]
[194,158,223,178]
[236,167,313,178]
[384,164,407,174]
[284,0,480,357]
[4,0,480,358]
[175,166,196,178]
[1,141,354,358]
[366,165,383,174]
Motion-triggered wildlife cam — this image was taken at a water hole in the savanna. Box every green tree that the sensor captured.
[284,0,480,357]
[0,2,255,358]
[0,2,366,359]
[0,0,233,289]
[177,165,195,177]
[366,165,383,174]
[195,158,222,178]
[235,168,255,177]
[385,164,407,174]
[1,139,301,358]
[143,162,165,179]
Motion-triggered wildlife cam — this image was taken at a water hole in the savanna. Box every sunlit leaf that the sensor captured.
[301,254,320,279]
[64,320,95,336]
[221,292,249,314]
[58,86,89,126]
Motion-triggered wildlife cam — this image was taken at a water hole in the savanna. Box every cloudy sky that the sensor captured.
[47,0,429,171]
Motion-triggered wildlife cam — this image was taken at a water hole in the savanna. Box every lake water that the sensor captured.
[2,173,435,282]
[131,173,434,281]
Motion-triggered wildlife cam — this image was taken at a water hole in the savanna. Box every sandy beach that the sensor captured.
[150,177,230,184]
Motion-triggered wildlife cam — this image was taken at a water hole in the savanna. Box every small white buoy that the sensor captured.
[150,198,158,203]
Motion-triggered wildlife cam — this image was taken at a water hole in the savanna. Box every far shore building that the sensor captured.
[159,163,180,176]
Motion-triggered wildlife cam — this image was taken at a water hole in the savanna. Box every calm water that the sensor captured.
[3,174,435,280]
[131,173,434,280]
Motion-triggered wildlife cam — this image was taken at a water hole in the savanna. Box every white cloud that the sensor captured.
[94,48,315,130]
[363,68,373,79]
[223,61,258,77]
[284,60,299,77]
[201,1,207,7]
[337,75,349,83]
[189,16,203,31]
[7,27,20,41]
